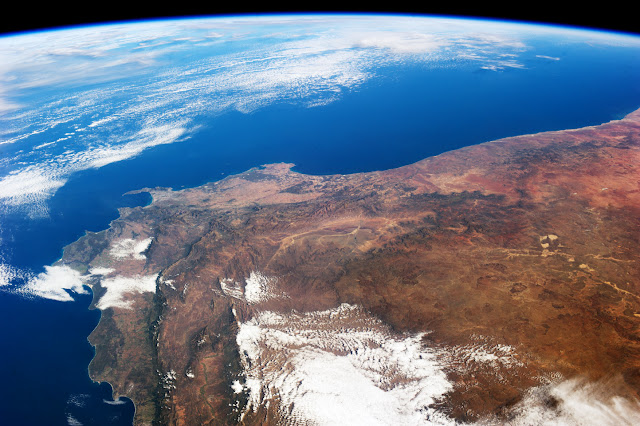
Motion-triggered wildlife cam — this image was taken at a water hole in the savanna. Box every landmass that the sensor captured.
[58,109,640,424]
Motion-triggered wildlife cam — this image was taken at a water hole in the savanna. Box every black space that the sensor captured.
[1,4,637,37]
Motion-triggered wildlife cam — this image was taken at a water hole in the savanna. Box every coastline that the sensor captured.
[2,13,639,424]
[72,105,640,424]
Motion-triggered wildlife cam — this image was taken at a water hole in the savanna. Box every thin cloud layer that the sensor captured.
[234,302,640,425]
[0,262,21,286]
[503,377,640,426]
[95,274,158,310]
[19,265,88,302]
[1,15,611,215]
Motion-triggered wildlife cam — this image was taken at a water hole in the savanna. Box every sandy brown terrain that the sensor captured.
[59,109,640,424]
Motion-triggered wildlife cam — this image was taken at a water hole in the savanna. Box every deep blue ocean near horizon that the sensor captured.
[0,20,639,424]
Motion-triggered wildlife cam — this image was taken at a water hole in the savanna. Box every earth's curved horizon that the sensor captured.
[1,14,640,425]
[4,11,639,41]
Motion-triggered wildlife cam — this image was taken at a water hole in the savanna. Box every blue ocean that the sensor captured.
[0,18,639,425]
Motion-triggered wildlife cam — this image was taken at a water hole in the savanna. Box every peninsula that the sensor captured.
[58,109,640,424]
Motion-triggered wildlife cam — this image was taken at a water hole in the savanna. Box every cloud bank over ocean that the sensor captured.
[3,15,633,215]
[19,265,88,302]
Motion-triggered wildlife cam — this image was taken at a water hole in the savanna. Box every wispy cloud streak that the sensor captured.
[1,15,632,214]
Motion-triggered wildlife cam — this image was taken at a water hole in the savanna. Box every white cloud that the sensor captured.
[235,301,640,425]
[243,271,283,304]
[505,377,640,425]
[13,260,155,307]
[2,15,633,214]
[218,271,286,304]
[88,267,115,276]
[0,18,490,216]
[536,54,561,60]
[354,31,447,53]
[84,124,188,169]
[109,237,153,260]
[20,265,88,302]
[66,414,83,426]
[219,278,243,299]
[235,304,453,424]
[0,122,187,215]
[0,167,66,208]
[95,274,158,310]
[0,262,20,286]
[102,398,127,405]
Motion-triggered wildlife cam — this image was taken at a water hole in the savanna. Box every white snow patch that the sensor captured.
[20,265,88,302]
[236,303,453,425]
[109,237,153,260]
[95,274,158,310]
[235,304,640,425]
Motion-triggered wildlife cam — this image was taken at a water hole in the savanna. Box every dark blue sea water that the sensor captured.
[1,34,639,425]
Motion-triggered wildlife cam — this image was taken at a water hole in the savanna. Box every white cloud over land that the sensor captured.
[505,376,640,426]
[235,304,453,424]
[13,262,157,310]
[94,274,158,310]
[234,302,640,425]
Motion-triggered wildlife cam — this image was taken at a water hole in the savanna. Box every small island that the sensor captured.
[58,109,640,425]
